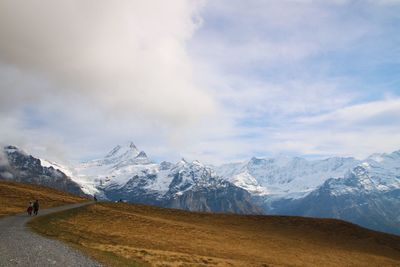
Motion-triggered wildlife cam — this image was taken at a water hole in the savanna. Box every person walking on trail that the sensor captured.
[93,195,97,202]
[33,199,39,216]
[27,201,33,216]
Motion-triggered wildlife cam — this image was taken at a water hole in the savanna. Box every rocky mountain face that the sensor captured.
[73,143,261,214]
[225,151,400,235]
[216,156,360,198]
[0,146,86,196]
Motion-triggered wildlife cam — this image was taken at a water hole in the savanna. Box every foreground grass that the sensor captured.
[0,180,88,217]
[29,202,400,267]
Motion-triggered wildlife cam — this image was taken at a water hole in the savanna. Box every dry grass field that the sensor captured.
[29,202,400,267]
[0,180,88,217]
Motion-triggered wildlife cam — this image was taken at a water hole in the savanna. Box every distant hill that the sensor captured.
[30,201,400,266]
[0,180,87,217]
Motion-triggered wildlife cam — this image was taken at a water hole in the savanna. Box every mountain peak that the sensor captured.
[249,157,265,165]
[4,145,19,153]
[105,142,140,159]
[179,158,188,165]
[136,151,147,158]
[192,160,203,166]
[128,141,137,150]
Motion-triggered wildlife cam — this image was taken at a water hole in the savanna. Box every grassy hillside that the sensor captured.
[0,180,88,217]
[29,202,400,267]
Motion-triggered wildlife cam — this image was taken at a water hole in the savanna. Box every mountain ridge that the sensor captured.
[2,142,400,234]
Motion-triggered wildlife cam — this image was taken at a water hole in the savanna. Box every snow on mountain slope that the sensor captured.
[1,145,86,196]
[37,142,157,196]
[216,156,360,197]
[73,143,233,198]
[39,158,99,195]
[316,149,400,197]
[39,143,400,203]
[40,159,73,177]
[331,150,400,197]
[265,151,400,235]
[166,159,228,195]
[17,142,400,232]
[355,150,400,192]
[65,142,262,213]
[73,142,158,195]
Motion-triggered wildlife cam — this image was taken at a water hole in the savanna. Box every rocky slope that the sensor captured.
[258,151,400,235]
[216,156,360,198]
[214,150,400,235]
[0,146,86,196]
[73,143,260,214]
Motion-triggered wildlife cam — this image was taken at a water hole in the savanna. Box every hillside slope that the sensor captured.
[30,202,400,267]
[0,145,86,196]
[0,181,88,217]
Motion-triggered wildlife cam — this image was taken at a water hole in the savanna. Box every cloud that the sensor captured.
[299,98,400,127]
[213,79,356,121]
[374,0,400,5]
[0,0,215,125]
[0,0,399,164]
[0,146,9,167]
[234,97,400,159]
[190,0,375,71]
[180,0,400,162]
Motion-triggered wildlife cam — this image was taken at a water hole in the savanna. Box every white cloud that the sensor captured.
[299,98,400,126]
[238,98,400,159]
[0,147,10,167]
[191,0,374,70]
[0,0,222,162]
[0,0,399,164]
[0,0,215,125]
[374,0,400,5]
[213,79,356,119]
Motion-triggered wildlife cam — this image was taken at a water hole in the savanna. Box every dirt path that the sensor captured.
[0,202,101,267]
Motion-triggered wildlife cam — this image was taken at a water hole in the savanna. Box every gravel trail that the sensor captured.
[0,202,102,267]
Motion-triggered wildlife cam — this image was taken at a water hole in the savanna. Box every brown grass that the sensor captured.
[0,180,88,217]
[29,202,400,267]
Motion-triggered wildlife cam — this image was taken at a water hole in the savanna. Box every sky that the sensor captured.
[0,0,399,164]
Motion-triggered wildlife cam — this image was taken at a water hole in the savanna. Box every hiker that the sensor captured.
[33,200,39,216]
[93,195,97,202]
[27,201,33,216]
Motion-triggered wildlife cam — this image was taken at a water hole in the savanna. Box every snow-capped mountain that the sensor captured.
[0,145,86,196]
[72,142,260,214]
[254,150,400,235]
[216,156,360,198]
[215,151,400,235]
[73,142,158,196]
[3,141,400,234]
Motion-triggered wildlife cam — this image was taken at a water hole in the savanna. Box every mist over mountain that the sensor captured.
[0,145,86,196]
